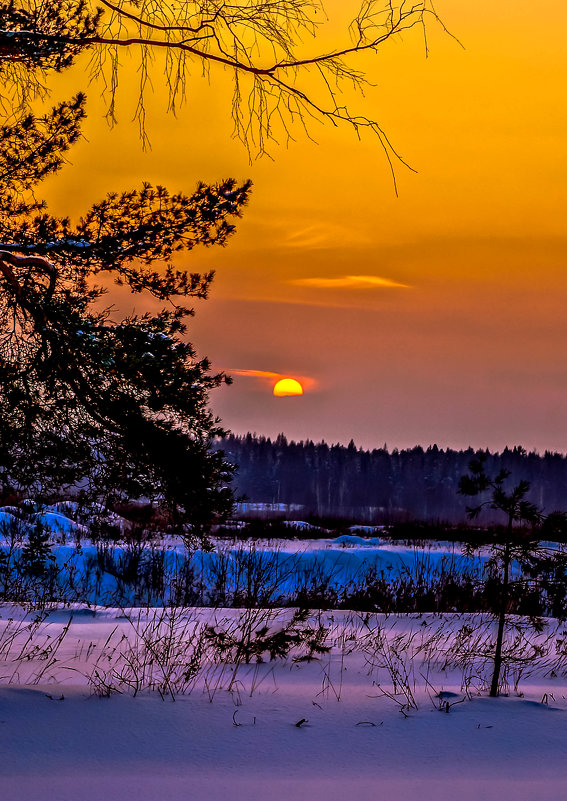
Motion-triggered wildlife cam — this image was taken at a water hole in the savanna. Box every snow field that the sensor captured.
[2,605,567,800]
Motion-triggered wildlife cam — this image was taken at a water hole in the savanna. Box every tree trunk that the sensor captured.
[490,533,511,697]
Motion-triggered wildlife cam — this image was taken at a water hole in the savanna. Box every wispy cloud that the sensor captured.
[282,223,372,250]
[289,275,410,290]
[228,369,317,391]
[229,369,283,380]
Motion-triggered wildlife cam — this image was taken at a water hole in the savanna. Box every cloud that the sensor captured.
[281,223,372,250]
[228,369,318,391]
[289,275,410,290]
[229,369,283,380]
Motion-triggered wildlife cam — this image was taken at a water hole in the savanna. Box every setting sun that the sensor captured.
[273,378,304,397]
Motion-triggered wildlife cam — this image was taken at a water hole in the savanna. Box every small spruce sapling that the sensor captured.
[21,523,55,579]
[459,455,567,697]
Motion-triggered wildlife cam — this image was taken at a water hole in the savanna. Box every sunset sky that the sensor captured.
[42,0,567,452]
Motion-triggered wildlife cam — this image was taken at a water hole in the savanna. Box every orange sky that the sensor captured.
[41,0,567,451]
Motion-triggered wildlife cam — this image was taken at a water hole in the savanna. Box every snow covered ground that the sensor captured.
[1,505,489,606]
[2,604,567,801]
[2,509,565,799]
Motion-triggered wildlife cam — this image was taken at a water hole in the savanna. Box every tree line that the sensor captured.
[221,434,567,524]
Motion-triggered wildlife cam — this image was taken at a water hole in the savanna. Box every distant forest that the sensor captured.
[220,434,567,524]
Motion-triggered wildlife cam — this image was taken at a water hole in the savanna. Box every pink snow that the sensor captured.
[1,605,566,801]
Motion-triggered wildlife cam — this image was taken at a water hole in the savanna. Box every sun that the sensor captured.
[273,378,304,397]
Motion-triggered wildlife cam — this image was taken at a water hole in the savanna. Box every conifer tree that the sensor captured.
[21,522,55,579]
[459,456,567,697]
[0,92,251,542]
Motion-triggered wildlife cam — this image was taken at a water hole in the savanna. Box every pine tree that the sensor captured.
[459,455,567,697]
[21,523,55,579]
[0,93,251,543]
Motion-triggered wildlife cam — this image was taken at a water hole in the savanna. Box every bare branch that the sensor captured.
[0,1,456,167]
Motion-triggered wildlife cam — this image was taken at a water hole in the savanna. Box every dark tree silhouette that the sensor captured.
[0,91,251,542]
[0,0,453,175]
[459,455,567,697]
[222,434,567,525]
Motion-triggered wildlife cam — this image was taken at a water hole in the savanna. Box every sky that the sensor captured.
[41,0,567,452]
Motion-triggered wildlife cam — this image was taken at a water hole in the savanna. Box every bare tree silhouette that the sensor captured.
[0,0,457,178]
